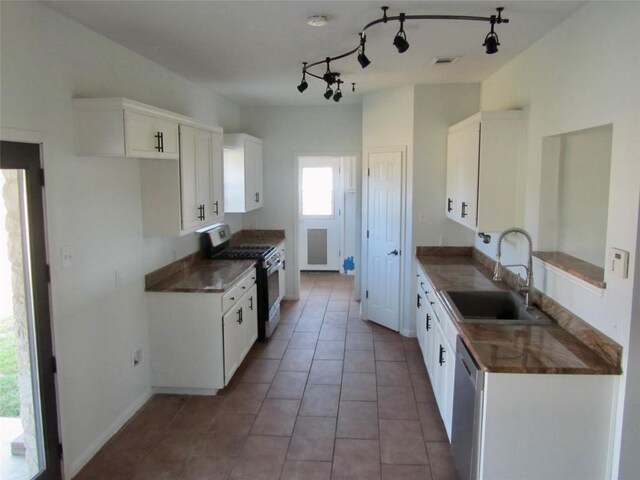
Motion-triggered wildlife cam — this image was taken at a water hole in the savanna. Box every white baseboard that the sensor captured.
[400,327,416,337]
[152,386,218,396]
[67,389,152,478]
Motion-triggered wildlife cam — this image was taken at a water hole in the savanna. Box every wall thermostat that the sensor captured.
[610,248,629,279]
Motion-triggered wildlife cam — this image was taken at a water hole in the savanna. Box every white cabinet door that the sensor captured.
[223,305,243,385]
[446,111,522,232]
[252,140,264,208]
[125,110,179,160]
[210,130,225,223]
[416,287,426,351]
[242,284,259,357]
[445,132,460,220]
[180,125,213,231]
[156,117,179,158]
[224,134,264,213]
[457,121,480,229]
[243,140,263,209]
[278,242,286,302]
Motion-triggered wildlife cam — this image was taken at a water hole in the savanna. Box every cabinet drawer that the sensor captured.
[222,285,240,313]
[237,272,255,297]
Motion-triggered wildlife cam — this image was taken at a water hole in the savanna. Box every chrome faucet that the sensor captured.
[493,227,534,309]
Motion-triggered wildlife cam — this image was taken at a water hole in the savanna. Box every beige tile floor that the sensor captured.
[75,273,458,480]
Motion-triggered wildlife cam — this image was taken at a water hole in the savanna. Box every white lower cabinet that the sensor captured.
[278,240,286,301]
[416,267,455,438]
[148,270,257,393]
[415,260,616,479]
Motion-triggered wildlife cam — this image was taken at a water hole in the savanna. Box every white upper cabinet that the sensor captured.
[124,110,179,159]
[74,98,179,159]
[446,110,522,232]
[74,98,225,236]
[223,134,264,212]
[179,125,224,231]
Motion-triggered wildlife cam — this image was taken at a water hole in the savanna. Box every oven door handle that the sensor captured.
[267,258,282,274]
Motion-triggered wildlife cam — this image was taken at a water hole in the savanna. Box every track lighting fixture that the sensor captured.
[322,58,337,85]
[393,13,409,53]
[333,80,343,102]
[483,16,500,54]
[297,62,308,92]
[357,33,371,68]
[297,6,509,101]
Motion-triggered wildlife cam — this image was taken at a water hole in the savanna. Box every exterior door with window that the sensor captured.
[1,141,61,479]
[298,156,342,271]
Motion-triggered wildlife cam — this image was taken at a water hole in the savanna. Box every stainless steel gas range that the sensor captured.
[201,224,281,339]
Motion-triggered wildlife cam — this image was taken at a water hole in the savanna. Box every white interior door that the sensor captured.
[298,156,343,271]
[366,149,403,331]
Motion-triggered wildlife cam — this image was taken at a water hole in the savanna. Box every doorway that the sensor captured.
[298,156,344,272]
[0,141,61,480]
[362,147,404,332]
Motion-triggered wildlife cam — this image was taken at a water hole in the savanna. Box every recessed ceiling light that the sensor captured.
[307,15,329,27]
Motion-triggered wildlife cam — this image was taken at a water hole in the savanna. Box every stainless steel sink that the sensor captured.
[441,290,553,325]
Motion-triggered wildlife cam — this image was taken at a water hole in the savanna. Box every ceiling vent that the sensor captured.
[431,56,461,66]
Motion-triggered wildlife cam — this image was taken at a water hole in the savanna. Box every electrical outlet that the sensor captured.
[132,347,142,367]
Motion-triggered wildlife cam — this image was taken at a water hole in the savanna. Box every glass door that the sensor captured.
[1,141,60,480]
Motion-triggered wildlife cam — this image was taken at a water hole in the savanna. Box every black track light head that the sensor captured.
[393,32,409,53]
[483,32,499,54]
[357,33,371,68]
[333,80,343,102]
[394,13,409,53]
[297,62,308,92]
[324,85,334,99]
[483,16,500,54]
[358,52,371,69]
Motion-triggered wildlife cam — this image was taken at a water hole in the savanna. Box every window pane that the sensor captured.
[302,167,333,216]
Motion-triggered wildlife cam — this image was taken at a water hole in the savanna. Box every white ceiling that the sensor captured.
[46,1,586,107]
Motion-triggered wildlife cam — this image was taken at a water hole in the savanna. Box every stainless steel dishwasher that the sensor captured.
[451,336,484,480]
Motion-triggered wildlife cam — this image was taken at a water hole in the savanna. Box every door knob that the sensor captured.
[387,249,399,256]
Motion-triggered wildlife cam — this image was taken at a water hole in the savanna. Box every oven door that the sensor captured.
[266,259,281,320]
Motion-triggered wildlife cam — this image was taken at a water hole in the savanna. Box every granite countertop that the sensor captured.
[417,254,621,375]
[146,258,256,293]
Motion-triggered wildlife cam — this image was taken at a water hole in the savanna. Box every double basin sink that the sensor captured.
[440,290,553,326]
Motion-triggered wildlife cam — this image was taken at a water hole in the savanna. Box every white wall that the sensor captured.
[240,106,362,297]
[0,2,242,476]
[474,2,640,477]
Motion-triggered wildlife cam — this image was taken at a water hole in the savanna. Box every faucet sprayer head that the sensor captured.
[493,261,502,281]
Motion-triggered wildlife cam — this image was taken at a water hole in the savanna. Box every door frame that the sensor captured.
[360,146,408,329]
[292,152,360,300]
[1,127,62,479]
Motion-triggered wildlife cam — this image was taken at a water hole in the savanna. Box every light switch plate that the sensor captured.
[610,248,629,279]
